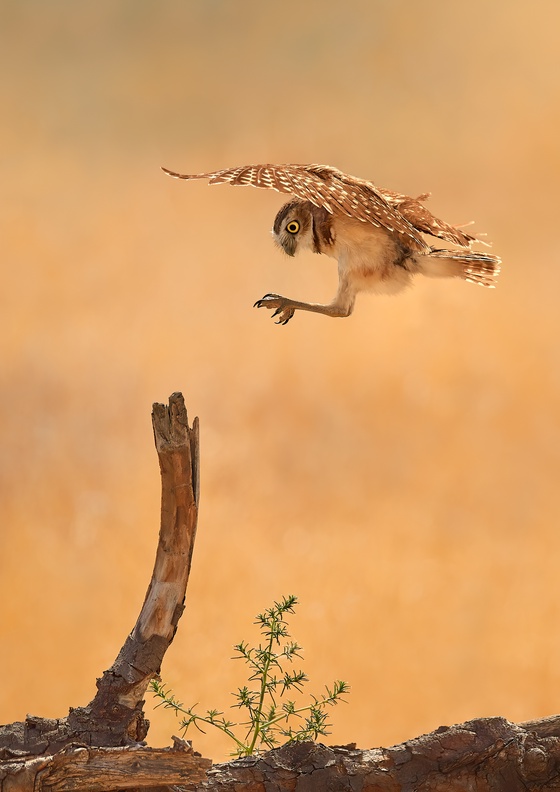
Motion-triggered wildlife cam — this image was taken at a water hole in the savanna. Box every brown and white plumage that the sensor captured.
[163,163,501,324]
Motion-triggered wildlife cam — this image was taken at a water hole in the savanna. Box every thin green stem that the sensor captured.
[188,714,247,753]
[247,621,276,754]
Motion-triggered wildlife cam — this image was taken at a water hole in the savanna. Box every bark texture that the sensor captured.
[200,714,560,791]
[0,743,210,792]
[0,392,200,757]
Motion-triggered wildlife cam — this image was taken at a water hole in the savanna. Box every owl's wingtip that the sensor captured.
[161,166,187,179]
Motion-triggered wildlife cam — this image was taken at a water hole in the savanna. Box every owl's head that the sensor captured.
[272,200,314,257]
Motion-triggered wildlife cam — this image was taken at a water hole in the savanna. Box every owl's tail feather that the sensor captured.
[420,248,501,288]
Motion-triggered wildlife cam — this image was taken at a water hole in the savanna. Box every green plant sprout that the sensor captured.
[150,594,349,757]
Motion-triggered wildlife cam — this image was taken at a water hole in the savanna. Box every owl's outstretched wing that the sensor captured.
[162,163,479,249]
[162,163,431,248]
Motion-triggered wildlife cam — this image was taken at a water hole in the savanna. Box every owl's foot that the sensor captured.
[253,293,296,325]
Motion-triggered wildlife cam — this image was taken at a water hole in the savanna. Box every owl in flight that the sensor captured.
[162,163,501,325]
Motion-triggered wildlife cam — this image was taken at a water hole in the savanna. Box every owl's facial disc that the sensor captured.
[272,200,312,257]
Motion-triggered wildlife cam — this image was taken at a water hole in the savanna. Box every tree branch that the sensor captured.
[0,392,200,757]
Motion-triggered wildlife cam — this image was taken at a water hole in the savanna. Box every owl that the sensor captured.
[162,163,501,325]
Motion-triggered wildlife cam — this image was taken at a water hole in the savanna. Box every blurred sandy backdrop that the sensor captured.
[2,0,560,760]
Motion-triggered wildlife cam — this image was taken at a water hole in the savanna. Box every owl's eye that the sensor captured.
[286,220,300,234]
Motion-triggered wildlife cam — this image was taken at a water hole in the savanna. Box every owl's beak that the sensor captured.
[282,236,297,257]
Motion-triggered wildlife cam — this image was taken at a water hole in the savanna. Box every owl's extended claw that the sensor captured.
[254,294,296,324]
[253,293,281,307]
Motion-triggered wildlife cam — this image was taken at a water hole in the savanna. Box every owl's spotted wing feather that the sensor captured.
[162,164,478,249]
[376,187,480,247]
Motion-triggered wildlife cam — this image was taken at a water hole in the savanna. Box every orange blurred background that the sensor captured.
[2,0,560,760]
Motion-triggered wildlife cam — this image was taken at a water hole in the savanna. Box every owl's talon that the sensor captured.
[254,294,279,308]
[254,294,295,324]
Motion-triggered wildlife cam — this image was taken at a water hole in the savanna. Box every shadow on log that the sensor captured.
[2,393,560,792]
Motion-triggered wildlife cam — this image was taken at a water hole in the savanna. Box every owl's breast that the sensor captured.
[329,215,399,268]
[329,214,415,295]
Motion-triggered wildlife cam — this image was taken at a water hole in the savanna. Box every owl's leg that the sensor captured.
[254,277,356,325]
